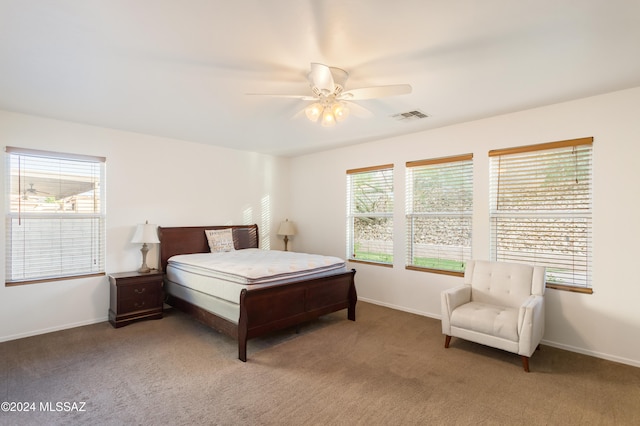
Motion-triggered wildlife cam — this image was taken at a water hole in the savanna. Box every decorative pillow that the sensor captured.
[205,228,236,253]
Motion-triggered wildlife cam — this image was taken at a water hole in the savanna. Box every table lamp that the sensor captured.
[131,220,160,273]
[277,219,296,251]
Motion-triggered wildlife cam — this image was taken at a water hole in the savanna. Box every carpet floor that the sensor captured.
[1,302,639,425]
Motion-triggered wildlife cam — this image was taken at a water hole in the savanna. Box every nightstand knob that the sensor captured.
[134,288,146,294]
[134,301,146,308]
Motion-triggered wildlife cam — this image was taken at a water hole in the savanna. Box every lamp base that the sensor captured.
[283,235,289,251]
[138,243,151,273]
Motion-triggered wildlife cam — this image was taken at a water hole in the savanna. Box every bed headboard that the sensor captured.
[158,224,259,272]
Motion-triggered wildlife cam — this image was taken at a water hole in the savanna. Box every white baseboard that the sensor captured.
[0,316,109,343]
[358,297,441,320]
[540,339,640,369]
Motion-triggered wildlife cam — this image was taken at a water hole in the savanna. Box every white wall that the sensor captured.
[0,110,290,342]
[289,87,640,368]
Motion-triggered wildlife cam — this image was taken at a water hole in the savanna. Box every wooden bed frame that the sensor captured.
[158,224,357,362]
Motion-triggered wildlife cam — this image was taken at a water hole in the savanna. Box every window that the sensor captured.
[346,164,394,266]
[406,154,473,275]
[489,137,593,292]
[5,147,106,285]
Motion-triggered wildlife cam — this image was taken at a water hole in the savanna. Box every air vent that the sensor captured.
[391,110,429,121]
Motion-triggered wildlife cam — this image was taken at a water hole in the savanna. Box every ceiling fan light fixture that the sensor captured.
[321,107,336,127]
[332,101,349,122]
[305,102,323,122]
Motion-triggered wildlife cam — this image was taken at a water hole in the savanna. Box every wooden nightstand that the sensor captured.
[108,271,163,328]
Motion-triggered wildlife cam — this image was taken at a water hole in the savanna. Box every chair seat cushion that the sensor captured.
[450,302,519,342]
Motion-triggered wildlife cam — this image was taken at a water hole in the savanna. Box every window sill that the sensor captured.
[405,265,464,277]
[348,259,393,268]
[6,272,106,287]
[546,283,593,294]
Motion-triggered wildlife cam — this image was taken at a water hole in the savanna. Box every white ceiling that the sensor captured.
[1,0,639,157]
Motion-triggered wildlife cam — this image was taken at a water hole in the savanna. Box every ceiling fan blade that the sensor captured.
[340,84,412,100]
[291,106,309,120]
[329,66,349,92]
[245,93,315,100]
[308,63,335,95]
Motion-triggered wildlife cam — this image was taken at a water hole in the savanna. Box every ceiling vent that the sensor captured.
[391,110,429,121]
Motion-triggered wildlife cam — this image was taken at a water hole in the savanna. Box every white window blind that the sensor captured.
[5,147,106,284]
[346,164,394,265]
[489,138,593,290]
[406,154,473,274]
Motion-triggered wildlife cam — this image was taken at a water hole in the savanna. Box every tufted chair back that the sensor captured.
[465,260,545,308]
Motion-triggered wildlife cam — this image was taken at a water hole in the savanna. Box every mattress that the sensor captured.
[166,248,348,307]
[164,279,241,323]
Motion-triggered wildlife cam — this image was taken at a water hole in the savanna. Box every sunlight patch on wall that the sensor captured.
[242,207,253,225]
[261,195,271,250]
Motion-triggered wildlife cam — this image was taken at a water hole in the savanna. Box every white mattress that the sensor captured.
[166,249,348,306]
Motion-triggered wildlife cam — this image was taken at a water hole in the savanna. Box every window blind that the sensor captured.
[346,164,394,265]
[489,138,593,290]
[5,147,106,284]
[406,154,473,274]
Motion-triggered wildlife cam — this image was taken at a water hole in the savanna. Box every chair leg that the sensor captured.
[521,356,530,372]
[444,335,451,348]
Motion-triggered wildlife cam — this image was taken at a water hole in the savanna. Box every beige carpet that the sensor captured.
[1,302,639,425]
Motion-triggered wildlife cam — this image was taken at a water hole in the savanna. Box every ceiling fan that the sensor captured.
[249,63,412,127]
[22,183,49,199]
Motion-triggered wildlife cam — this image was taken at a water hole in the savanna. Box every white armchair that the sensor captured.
[441,260,546,372]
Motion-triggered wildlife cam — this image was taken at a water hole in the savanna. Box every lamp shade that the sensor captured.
[321,108,336,127]
[305,102,323,122]
[277,219,296,236]
[131,221,160,244]
[332,101,349,121]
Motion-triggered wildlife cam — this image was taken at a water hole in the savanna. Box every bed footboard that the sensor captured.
[237,269,357,362]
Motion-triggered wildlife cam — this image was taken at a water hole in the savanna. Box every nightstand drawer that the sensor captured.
[119,282,160,300]
[119,290,162,313]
